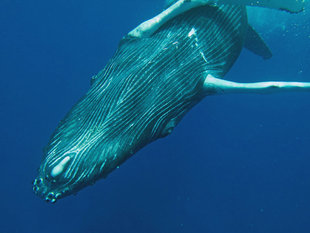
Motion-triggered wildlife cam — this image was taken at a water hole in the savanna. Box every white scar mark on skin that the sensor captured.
[51,156,71,178]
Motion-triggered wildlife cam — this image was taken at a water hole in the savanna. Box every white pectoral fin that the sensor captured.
[204,74,310,95]
[128,0,204,38]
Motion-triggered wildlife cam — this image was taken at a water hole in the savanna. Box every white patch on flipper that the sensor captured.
[51,156,71,178]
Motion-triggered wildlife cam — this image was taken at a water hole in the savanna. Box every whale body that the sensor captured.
[33,1,308,203]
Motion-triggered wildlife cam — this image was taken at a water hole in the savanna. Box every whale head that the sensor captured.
[32,145,114,203]
[32,91,135,203]
[32,124,131,203]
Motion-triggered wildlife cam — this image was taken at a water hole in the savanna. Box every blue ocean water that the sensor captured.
[0,0,309,232]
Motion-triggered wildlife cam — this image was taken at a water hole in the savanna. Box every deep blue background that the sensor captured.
[1,1,309,232]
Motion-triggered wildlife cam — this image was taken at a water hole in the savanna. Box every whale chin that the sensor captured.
[32,176,73,203]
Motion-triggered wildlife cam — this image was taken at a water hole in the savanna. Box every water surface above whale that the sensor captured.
[33,0,309,203]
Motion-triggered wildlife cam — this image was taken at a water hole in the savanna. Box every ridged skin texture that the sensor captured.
[33,5,247,202]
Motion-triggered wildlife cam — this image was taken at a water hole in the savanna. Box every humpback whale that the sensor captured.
[33,0,309,203]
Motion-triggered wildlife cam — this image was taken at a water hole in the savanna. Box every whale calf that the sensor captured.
[33,0,310,203]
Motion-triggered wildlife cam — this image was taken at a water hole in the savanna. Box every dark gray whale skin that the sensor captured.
[33,5,247,202]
